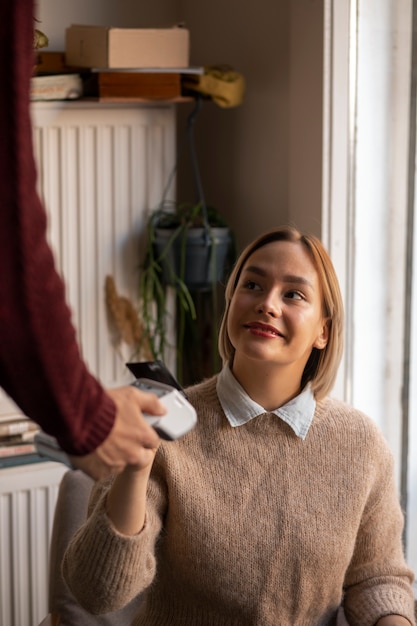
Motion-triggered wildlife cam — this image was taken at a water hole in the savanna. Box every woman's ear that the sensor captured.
[314,319,330,350]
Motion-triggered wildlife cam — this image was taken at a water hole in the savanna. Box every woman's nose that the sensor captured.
[256,293,282,317]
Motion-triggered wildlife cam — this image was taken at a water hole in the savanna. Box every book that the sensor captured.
[84,70,181,100]
[0,452,46,469]
[0,431,38,445]
[30,73,83,101]
[33,432,72,467]
[83,67,203,100]
[0,442,37,458]
[0,418,38,439]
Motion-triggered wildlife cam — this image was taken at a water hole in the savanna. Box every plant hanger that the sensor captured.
[139,96,235,382]
[185,97,210,236]
[158,96,210,240]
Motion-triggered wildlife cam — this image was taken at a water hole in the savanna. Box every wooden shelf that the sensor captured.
[82,95,195,104]
[30,96,195,109]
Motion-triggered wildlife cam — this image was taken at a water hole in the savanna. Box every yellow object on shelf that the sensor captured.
[182,65,245,108]
[33,28,48,50]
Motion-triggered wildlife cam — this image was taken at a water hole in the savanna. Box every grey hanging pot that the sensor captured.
[154,224,232,291]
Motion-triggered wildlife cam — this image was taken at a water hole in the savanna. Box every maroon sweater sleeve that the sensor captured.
[0,0,115,455]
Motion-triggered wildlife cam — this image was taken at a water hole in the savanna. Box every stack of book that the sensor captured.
[0,417,42,468]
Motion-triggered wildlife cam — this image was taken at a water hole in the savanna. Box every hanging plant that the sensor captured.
[138,98,236,383]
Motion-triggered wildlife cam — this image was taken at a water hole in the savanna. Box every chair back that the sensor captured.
[48,469,142,625]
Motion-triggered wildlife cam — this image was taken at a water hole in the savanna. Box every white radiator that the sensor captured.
[0,462,67,626]
[32,101,176,386]
[0,101,177,625]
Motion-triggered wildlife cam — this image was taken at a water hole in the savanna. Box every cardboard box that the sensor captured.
[65,24,190,69]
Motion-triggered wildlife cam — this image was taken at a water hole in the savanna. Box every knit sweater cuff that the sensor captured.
[57,389,116,456]
[345,585,416,626]
[62,491,157,614]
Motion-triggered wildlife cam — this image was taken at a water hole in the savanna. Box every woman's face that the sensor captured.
[227,240,329,381]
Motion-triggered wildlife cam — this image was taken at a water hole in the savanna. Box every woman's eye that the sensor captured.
[242,280,260,291]
[285,290,304,301]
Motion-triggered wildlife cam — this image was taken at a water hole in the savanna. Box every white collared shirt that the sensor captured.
[216,364,316,440]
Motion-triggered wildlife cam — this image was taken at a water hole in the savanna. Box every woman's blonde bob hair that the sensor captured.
[218,226,344,400]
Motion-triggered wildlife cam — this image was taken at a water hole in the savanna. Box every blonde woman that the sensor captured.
[64,226,415,625]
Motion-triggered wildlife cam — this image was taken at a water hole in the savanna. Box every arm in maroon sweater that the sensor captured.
[0,0,162,476]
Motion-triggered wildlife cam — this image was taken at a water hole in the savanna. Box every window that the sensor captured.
[323,0,416,589]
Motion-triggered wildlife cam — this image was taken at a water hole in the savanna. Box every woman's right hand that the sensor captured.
[105,448,159,536]
[102,388,164,536]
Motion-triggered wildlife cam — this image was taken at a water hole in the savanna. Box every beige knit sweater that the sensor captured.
[63,376,416,626]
